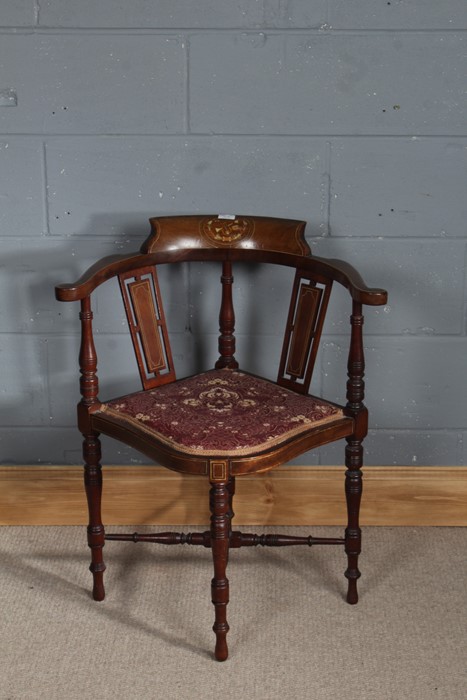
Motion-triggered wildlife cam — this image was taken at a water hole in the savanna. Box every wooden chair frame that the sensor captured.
[55,215,387,660]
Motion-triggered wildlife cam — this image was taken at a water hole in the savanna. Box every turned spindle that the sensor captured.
[215,261,239,369]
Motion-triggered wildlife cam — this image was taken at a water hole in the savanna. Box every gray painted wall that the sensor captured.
[0,2,466,466]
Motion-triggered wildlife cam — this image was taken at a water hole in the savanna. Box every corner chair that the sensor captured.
[55,214,387,661]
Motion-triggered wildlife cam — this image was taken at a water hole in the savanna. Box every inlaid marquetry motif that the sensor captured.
[210,461,228,482]
[200,216,254,247]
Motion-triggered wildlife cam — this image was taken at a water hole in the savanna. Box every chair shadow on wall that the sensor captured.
[0,238,86,460]
[0,234,181,529]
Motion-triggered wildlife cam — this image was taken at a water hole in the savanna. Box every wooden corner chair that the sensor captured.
[55,214,387,661]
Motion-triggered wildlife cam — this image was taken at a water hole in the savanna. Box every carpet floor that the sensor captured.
[0,526,465,700]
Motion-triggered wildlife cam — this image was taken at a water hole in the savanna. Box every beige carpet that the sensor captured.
[0,526,465,700]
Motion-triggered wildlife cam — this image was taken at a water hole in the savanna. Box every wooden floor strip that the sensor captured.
[0,466,466,526]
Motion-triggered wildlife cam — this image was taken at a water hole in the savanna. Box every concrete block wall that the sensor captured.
[0,2,466,466]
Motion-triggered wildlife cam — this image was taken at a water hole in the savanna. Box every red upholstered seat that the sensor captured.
[98,369,343,458]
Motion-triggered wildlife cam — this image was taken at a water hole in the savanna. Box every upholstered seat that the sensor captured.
[96,368,347,458]
[55,214,387,661]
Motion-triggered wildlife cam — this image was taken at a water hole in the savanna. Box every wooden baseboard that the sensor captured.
[0,465,465,526]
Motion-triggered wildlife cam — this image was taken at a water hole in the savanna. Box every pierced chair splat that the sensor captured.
[55,214,387,661]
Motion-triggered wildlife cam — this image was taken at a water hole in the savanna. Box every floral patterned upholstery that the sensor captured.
[98,369,343,457]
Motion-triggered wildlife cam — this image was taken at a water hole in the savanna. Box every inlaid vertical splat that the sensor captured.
[286,284,322,378]
[128,279,166,373]
[119,266,175,390]
[278,269,332,394]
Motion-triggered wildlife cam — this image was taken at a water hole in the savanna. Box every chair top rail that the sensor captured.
[143,214,310,256]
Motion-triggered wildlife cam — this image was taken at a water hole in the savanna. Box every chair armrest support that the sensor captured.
[78,296,100,431]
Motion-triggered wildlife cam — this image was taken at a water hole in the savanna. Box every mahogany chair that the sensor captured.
[55,215,387,661]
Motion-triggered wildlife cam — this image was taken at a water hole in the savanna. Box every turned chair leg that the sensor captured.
[344,437,363,605]
[83,433,106,601]
[209,480,231,661]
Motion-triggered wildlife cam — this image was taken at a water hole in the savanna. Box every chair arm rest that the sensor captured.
[55,252,145,301]
[312,256,388,306]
